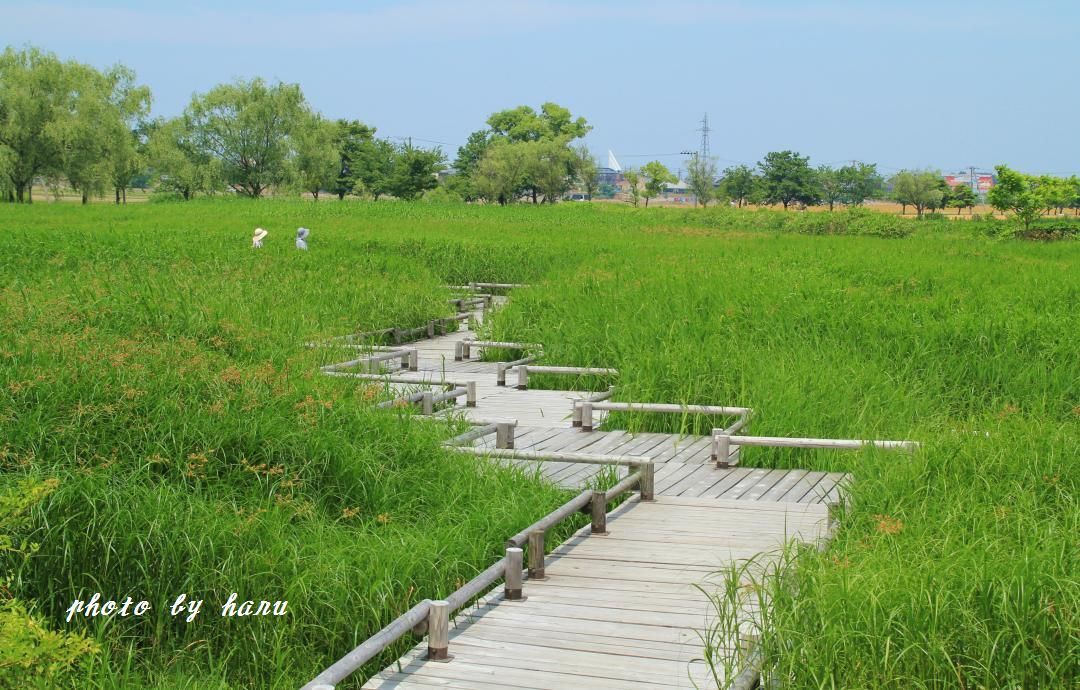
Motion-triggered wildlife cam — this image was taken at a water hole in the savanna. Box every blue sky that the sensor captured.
[3,0,1078,175]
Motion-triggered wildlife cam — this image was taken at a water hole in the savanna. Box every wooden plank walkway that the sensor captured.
[363,496,829,689]
[316,295,849,689]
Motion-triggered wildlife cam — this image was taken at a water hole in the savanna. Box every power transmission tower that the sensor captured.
[698,113,710,159]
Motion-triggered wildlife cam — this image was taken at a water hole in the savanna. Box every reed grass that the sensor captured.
[1,198,1076,688]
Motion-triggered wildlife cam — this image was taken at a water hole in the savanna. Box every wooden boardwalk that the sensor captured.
[363,496,829,689]
[310,294,854,690]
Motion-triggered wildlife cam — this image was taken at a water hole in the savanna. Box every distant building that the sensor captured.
[944,171,996,196]
[596,167,620,186]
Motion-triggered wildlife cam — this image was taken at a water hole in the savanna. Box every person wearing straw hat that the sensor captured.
[295,227,309,250]
[252,227,268,248]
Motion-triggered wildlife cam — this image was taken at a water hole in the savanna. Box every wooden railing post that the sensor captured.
[590,490,607,535]
[505,547,526,601]
[408,350,418,371]
[571,402,582,428]
[496,422,515,449]
[426,600,451,661]
[427,320,435,338]
[466,381,477,407]
[581,402,594,431]
[454,341,464,362]
[497,364,507,387]
[421,391,434,416]
[713,433,732,468]
[515,365,528,390]
[527,530,546,580]
[462,340,471,360]
[639,462,655,501]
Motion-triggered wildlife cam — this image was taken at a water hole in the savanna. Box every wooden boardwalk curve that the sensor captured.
[305,290,888,690]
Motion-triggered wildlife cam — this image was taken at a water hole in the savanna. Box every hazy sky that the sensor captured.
[4,0,1078,175]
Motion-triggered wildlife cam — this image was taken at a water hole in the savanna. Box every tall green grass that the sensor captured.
[1,199,1077,688]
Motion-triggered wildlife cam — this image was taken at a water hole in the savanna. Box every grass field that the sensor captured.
[1,200,1077,688]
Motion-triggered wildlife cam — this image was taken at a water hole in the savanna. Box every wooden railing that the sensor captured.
[300,455,654,690]
[454,339,543,362]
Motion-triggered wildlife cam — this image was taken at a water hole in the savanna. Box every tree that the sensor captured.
[349,137,395,200]
[623,168,642,207]
[145,117,221,200]
[0,47,69,202]
[487,102,590,142]
[758,150,819,210]
[332,119,375,200]
[817,166,843,211]
[185,78,307,197]
[686,156,717,207]
[641,160,676,208]
[925,178,952,214]
[988,165,1045,232]
[104,65,152,204]
[53,65,115,204]
[482,102,591,203]
[948,184,977,215]
[473,140,530,205]
[386,143,444,200]
[450,129,492,201]
[891,170,943,218]
[292,114,339,200]
[574,145,598,200]
[719,164,756,207]
[837,162,883,206]
[527,138,578,203]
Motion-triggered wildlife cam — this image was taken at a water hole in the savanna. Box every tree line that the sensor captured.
[0,47,444,203]
[4,45,1080,220]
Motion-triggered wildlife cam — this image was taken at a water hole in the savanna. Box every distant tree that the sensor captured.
[837,162,883,206]
[450,129,492,201]
[817,166,843,211]
[719,164,756,207]
[487,102,590,142]
[473,140,530,205]
[528,138,578,203]
[0,47,72,202]
[185,78,307,197]
[332,119,376,200]
[292,114,339,200]
[350,137,396,200]
[54,65,115,204]
[891,170,943,218]
[758,150,819,210]
[574,145,598,200]
[686,156,717,207]
[988,165,1045,231]
[925,178,952,214]
[948,184,977,215]
[623,168,642,207]
[484,102,590,203]
[145,117,221,200]
[1068,176,1080,216]
[104,66,152,204]
[641,160,676,208]
[1038,175,1072,216]
[386,143,444,200]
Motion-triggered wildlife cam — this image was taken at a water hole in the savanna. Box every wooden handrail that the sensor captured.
[301,460,650,690]
[574,400,751,432]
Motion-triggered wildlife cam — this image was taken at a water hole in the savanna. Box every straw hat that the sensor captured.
[253,228,269,241]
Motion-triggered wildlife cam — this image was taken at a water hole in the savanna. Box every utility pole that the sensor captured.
[969,165,977,194]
